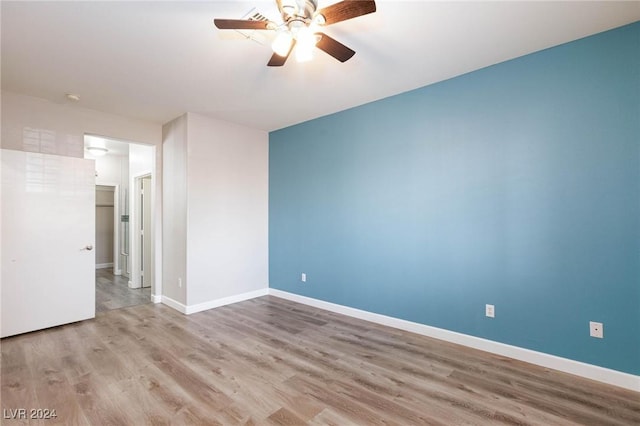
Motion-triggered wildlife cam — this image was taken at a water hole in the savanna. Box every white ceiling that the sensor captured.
[2,1,639,132]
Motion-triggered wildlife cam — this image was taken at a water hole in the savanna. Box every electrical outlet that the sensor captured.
[301,273,306,283]
[485,304,495,318]
[590,321,603,338]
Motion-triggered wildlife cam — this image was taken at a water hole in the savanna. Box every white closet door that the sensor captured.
[1,150,95,337]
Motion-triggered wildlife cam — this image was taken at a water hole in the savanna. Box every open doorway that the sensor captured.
[95,185,116,270]
[94,183,150,311]
[85,135,155,312]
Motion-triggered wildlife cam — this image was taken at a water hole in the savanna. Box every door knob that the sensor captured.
[84,245,93,251]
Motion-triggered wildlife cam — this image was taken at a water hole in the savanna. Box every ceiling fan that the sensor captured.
[214,0,376,66]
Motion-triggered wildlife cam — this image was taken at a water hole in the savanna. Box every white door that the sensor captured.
[1,150,96,337]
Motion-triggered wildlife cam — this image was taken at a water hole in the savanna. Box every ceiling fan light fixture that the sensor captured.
[272,31,294,57]
[312,13,325,26]
[295,26,318,62]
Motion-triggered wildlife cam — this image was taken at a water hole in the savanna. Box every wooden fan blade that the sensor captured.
[317,0,376,25]
[268,39,296,67]
[214,19,272,30]
[275,0,284,14]
[315,32,355,62]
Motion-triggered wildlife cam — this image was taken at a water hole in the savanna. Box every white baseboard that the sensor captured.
[268,289,640,393]
[185,289,269,315]
[95,263,114,269]
[150,294,162,304]
[161,295,188,313]
[161,288,269,315]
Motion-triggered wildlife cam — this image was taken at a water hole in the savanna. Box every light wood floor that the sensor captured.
[1,296,638,425]
[95,268,151,313]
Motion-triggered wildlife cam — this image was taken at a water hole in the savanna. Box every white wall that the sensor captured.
[185,113,268,306]
[2,91,160,156]
[161,113,268,310]
[95,154,128,186]
[162,114,188,304]
[130,144,153,177]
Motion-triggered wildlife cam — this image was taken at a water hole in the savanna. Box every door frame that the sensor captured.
[129,172,153,290]
[85,133,160,302]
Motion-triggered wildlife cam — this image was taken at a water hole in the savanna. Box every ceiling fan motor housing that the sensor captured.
[281,0,318,21]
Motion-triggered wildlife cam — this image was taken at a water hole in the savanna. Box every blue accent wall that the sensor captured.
[269,23,640,375]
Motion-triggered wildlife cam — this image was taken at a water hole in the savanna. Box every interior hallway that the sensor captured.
[95,269,151,313]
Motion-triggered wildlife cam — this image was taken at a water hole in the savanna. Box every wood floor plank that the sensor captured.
[95,268,151,313]
[0,373,39,425]
[69,372,133,425]
[2,296,639,425]
[267,407,307,425]
[308,407,361,426]
[223,300,543,424]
